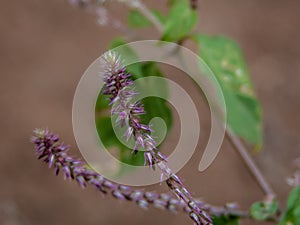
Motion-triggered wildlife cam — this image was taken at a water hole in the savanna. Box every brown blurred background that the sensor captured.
[1,0,300,225]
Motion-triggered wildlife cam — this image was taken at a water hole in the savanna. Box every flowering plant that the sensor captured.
[32,1,300,225]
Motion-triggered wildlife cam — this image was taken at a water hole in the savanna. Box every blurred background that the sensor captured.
[1,0,300,224]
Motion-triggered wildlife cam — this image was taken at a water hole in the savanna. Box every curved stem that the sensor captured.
[226,129,275,199]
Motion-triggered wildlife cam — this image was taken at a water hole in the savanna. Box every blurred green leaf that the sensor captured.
[96,117,145,166]
[138,62,172,131]
[213,215,239,225]
[161,0,197,42]
[250,199,278,221]
[109,37,127,49]
[96,116,121,148]
[168,0,190,6]
[127,10,152,27]
[95,89,110,110]
[193,34,262,146]
[280,186,300,225]
[127,10,166,28]
[151,10,167,25]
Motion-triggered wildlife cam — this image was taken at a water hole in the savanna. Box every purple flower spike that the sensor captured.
[31,129,187,211]
[32,129,247,223]
[100,52,212,225]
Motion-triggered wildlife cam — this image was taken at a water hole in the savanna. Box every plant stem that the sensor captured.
[226,129,275,199]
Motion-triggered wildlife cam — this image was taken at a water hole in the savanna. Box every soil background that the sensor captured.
[1,1,300,225]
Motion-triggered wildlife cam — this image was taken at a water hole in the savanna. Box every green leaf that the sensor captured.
[127,10,152,28]
[95,88,110,110]
[193,34,262,146]
[161,0,198,42]
[151,10,167,25]
[127,9,166,28]
[213,215,239,225]
[96,117,145,166]
[138,62,172,131]
[280,186,300,225]
[168,0,190,6]
[96,116,121,148]
[250,200,278,221]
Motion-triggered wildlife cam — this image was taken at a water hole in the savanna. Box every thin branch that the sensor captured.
[226,129,275,199]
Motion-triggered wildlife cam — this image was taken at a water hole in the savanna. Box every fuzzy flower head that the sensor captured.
[100,51,132,102]
[100,52,157,156]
